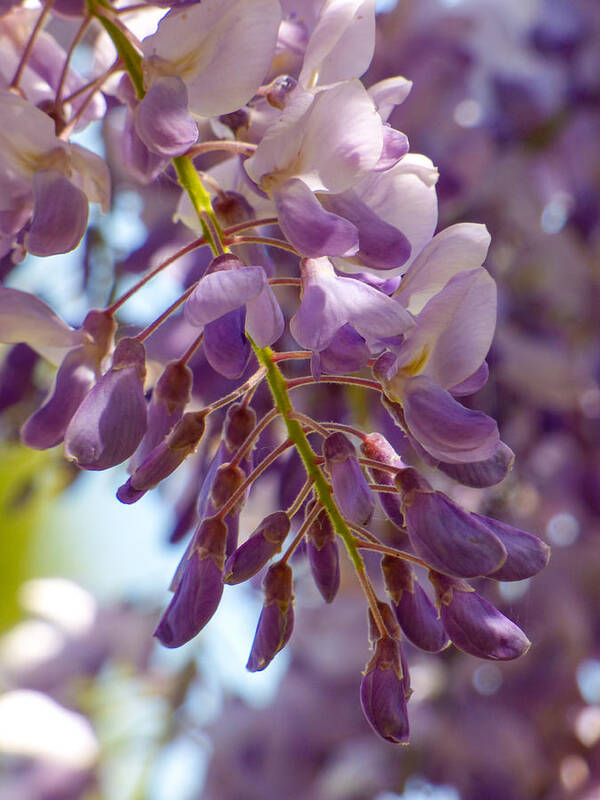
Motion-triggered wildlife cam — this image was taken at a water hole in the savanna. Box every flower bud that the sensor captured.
[224,511,290,585]
[394,468,507,578]
[472,514,550,581]
[224,403,257,453]
[246,562,294,672]
[323,432,375,526]
[430,572,531,661]
[360,636,410,745]
[154,518,227,648]
[117,411,207,503]
[381,556,449,653]
[129,361,193,473]
[361,433,406,530]
[210,463,246,511]
[305,503,340,603]
[64,337,147,470]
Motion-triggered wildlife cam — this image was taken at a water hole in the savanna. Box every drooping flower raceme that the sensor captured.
[0,0,551,752]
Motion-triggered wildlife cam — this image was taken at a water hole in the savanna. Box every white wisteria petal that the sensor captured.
[0,287,84,363]
[368,76,413,121]
[142,0,281,117]
[299,0,375,87]
[397,268,497,390]
[246,80,382,194]
[395,223,491,315]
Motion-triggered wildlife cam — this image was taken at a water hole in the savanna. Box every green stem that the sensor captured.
[173,156,226,254]
[252,344,366,574]
[87,0,145,99]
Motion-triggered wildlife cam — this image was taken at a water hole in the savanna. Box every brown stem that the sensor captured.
[135,285,197,342]
[287,375,383,393]
[178,332,204,366]
[279,501,322,565]
[186,140,257,158]
[226,235,299,255]
[9,0,55,91]
[105,236,206,314]
[55,16,92,105]
[205,368,267,414]
[286,478,314,518]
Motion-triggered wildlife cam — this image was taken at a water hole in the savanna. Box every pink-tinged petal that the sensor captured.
[142,0,281,118]
[396,475,507,578]
[0,287,84,364]
[320,189,410,269]
[431,573,531,661]
[64,338,147,470]
[395,223,491,315]
[361,432,406,530]
[438,441,515,488]
[338,154,438,276]
[134,76,198,158]
[245,283,284,347]
[395,269,497,391]
[374,127,409,172]
[274,179,359,258]
[299,0,375,86]
[203,309,250,379]
[473,515,551,581]
[368,76,413,121]
[26,170,88,257]
[21,346,96,450]
[449,361,489,396]
[185,266,266,327]
[402,375,499,463]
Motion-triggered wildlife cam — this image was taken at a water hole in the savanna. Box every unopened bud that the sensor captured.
[210,462,246,510]
[323,433,375,526]
[225,511,290,585]
[246,562,294,672]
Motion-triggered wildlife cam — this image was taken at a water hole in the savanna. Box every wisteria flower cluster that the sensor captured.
[0,0,551,745]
